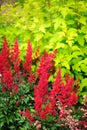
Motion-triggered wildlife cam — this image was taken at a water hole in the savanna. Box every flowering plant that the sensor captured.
[0,37,87,130]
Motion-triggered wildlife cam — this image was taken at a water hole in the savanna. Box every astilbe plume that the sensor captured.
[50,68,78,113]
[0,37,12,92]
[1,38,21,93]
[1,36,10,59]
[0,37,10,74]
[23,41,32,73]
[10,39,21,73]
[1,68,19,93]
[10,39,21,88]
[37,50,57,78]
[2,69,13,90]
[34,50,57,119]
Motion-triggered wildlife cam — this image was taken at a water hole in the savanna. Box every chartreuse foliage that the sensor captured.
[0,0,87,97]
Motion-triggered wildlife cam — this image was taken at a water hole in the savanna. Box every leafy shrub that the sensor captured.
[0,37,87,130]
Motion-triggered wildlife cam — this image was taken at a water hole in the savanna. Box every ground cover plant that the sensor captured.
[0,37,87,130]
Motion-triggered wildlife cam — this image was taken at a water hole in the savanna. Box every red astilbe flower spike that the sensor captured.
[34,52,52,114]
[50,68,78,115]
[34,76,49,114]
[10,39,21,90]
[40,103,53,119]
[11,39,21,73]
[23,41,32,73]
[50,68,61,111]
[63,76,78,107]
[11,39,20,62]
[2,69,13,90]
[34,51,56,118]
[37,51,56,78]
[0,37,10,74]
[19,108,35,124]
[1,36,10,59]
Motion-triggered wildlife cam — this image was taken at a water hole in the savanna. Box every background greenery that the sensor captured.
[0,0,87,99]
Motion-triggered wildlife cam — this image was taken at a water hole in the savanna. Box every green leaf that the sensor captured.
[79,16,87,25]
[60,6,70,18]
[81,64,87,73]
[34,33,43,41]
[67,28,78,40]
[56,42,66,49]
[39,25,46,33]
[72,51,83,58]
[0,121,4,128]
[54,18,63,30]
[80,78,87,92]
[77,35,84,46]
[62,61,70,69]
